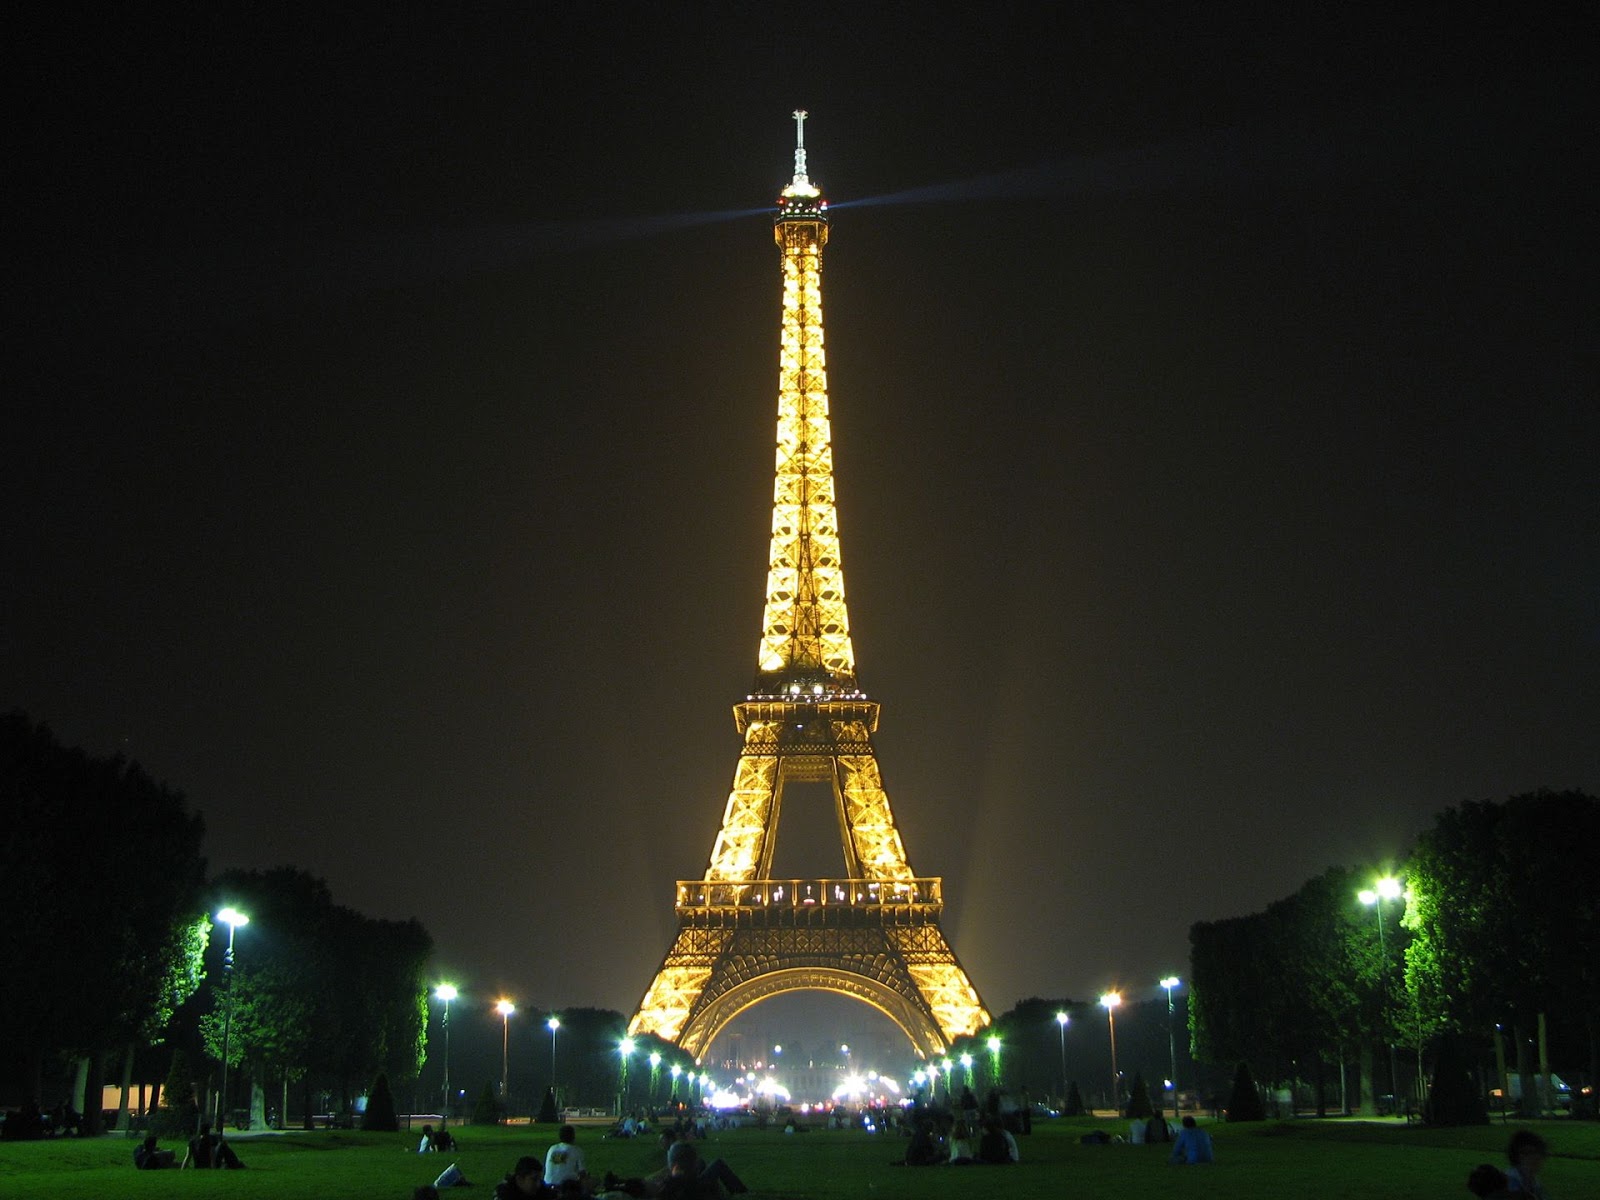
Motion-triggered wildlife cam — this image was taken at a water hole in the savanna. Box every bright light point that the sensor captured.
[495,999,515,1016]
[1377,876,1402,899]
[546,1016,560,1031]
[1358,889,1378,905]
[649,1052,661,1067]
[1160,976,1180,989]
[619,1037,634,1054]
[671,1064,682,1077]
[1100,991,1122,1010]
[960,1053,973,1068]
[216,907,249,928]
[435,984,458,1002]
[1056,1010,1069,1027]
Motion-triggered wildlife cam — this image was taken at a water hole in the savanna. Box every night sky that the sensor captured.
[9,7,1595,1082]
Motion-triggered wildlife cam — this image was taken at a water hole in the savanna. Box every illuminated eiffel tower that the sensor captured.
[628,113,991,1060]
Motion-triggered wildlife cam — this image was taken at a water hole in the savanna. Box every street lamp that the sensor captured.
[213,907,249,1130]
[1359,876,1403,1114]
[495,1000,515,1099]
[670,1062,682,1105]
[1160,977,1180,1114]
[617,1038,634,1115]
[547,1016,561,1104]
[987,1034,1002,1087]
[1100,991,1122,1114]
[435,984,458,1122]
[960,1052,973,1088]
[1055,1011,1070,1103]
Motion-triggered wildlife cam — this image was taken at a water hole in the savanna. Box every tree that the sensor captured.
[1125,1072,1153,1119]
[1404,791,1600,1112]
[1064,1081,1084,1116]
[197,868,432,1124]
[0,713,208,1129]
[1424,1032,1487,1126]
[1226,1061,1264,1121]
[472,1083,500,1125]
[364,1072,399,1132]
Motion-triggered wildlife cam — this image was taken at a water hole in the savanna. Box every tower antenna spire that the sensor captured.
[790,108,809,188]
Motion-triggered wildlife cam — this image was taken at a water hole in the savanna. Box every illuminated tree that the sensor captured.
[1404,790,1600,1110]
[0,712,207,1131]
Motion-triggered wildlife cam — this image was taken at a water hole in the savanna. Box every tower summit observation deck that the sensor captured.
[629,112,990,1059]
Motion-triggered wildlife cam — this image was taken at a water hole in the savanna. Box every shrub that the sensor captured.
[148,1051,198,1137]
[472,1084,501,1125]
[363,1072,399,1132]
[1226,1061,1265,1122]
[536,1087,558,1124]
[1064,1082,1084,1117]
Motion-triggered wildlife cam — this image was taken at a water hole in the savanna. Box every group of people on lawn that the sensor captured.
[407,1122,749,1200]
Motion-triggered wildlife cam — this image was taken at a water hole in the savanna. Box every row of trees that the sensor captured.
[189,867,432,1126]
[1187,789,1598,1120]
[0,713,431,1130]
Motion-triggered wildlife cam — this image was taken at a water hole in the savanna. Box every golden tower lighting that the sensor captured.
[629,112,990,1058]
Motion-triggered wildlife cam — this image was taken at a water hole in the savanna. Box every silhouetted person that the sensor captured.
[1505,1130,1551,1198]
[134,1135,175,1168]
[1169,1115,1213,1165]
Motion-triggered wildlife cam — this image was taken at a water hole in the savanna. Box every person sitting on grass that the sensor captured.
[133,1135,175,1168]
[946,1120,976,1165]
[182,1121,245,1169]
[495,1155,553,1200]
[664,1137,748,1197]
[976,1116,1018,1164]
[897,1116,941,1166]
[1505,1130,1552,1198]
[1169,1115,1214,1165]
[545,1125,590,1194]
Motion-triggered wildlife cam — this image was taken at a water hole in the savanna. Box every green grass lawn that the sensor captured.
[1,1116,1596,1199]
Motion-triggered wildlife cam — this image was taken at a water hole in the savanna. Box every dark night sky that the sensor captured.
[7,6,1595,1083]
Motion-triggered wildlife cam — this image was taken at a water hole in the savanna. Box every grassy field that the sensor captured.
[1,1116,1596,1199]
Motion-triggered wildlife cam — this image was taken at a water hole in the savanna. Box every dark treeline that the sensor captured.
[1187,788,1599,1122]
[0,712,432,1131]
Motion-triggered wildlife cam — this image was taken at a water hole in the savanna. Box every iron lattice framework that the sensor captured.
[629,113,990,1060]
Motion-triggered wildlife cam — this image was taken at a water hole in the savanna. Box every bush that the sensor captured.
[1125,1072,1153,1118]
[363,1073,399,1132]
[1226,1061,1265,1122]
[1064,1082,1084,1117]
[472,1084,501,1125]
[536,1087,558,1124]
[148,1051,198,1137]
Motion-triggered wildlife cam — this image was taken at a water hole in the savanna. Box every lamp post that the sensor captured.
[495,1000,515,1099]
[960,1052,973,1089]
[1160,976,1180,1114]
[1359,876,1402,1114]
[434,984,458,1122]
[1055,1011,1070,1103]
[1100,991,1122,1114]
[617,1038,634,1116]
[648,1050,661,1102]
[670,1062,682,1106]
[547,1016,561,1106]
[987,1034,1002,1088]
[213,907,249,1130]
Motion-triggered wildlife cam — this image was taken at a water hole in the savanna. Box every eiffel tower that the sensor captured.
[628,113,990,1060]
